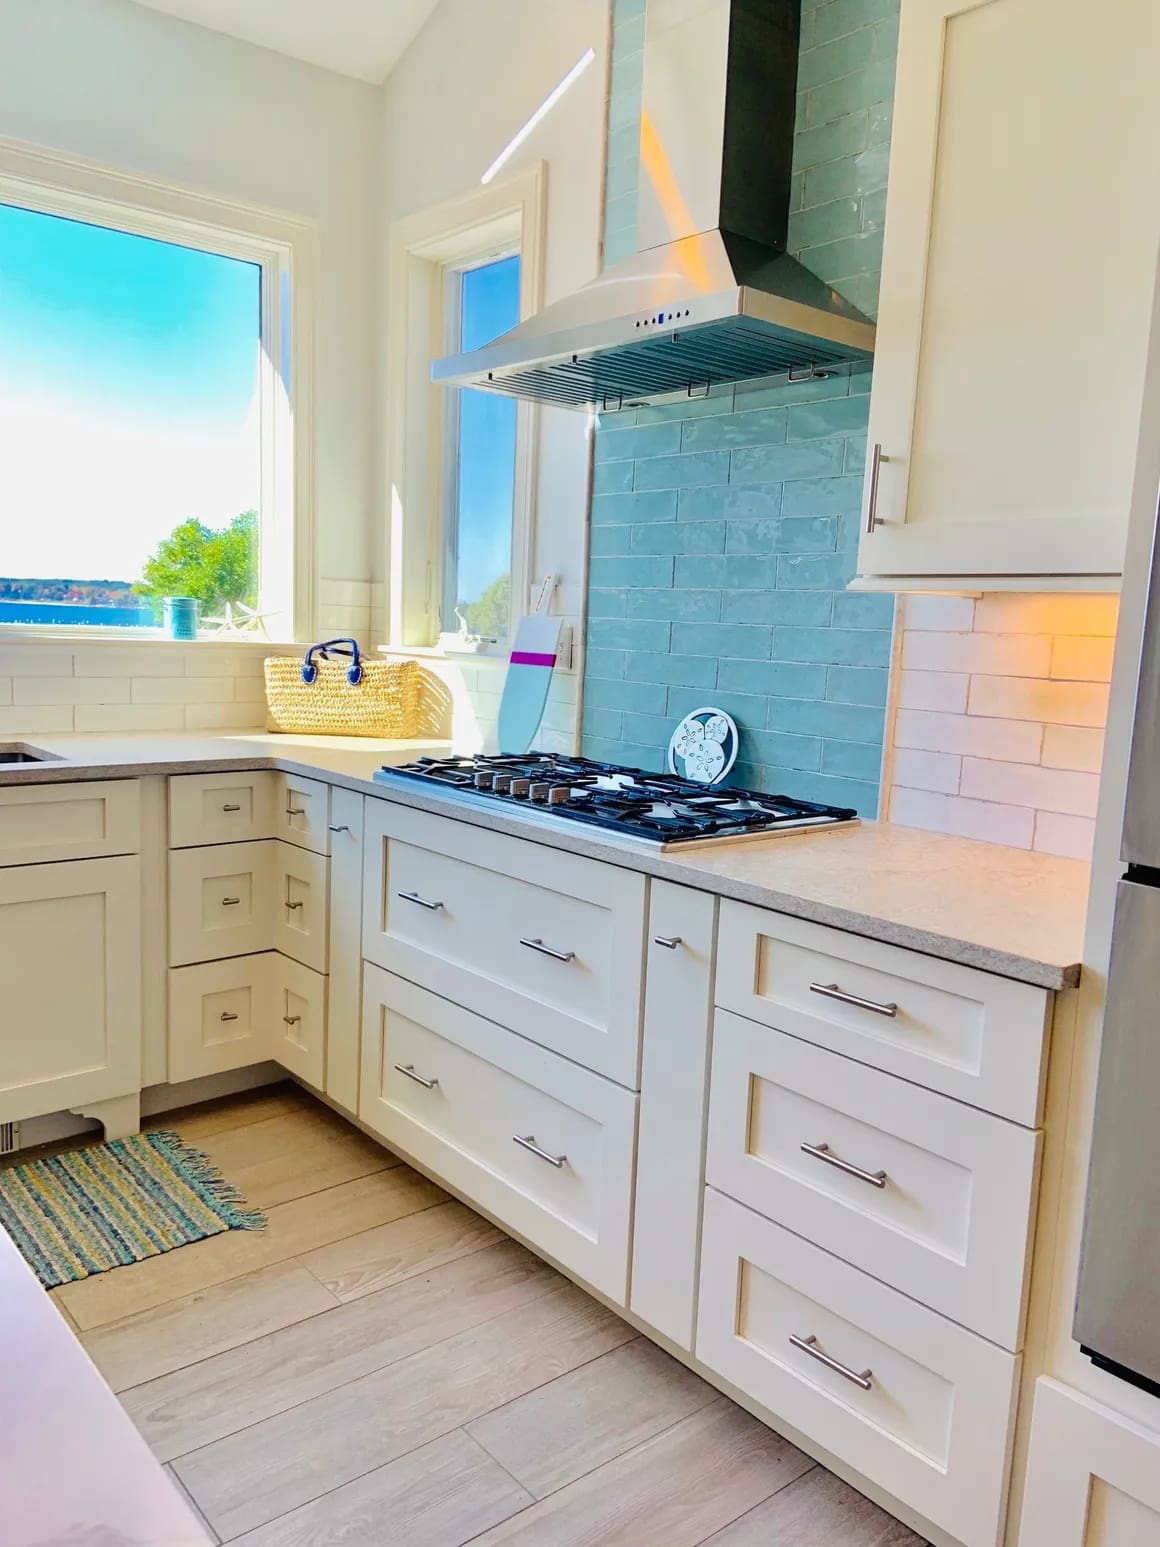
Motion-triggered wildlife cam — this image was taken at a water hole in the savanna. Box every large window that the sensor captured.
[0,144,314,639]
[441,252,521,641]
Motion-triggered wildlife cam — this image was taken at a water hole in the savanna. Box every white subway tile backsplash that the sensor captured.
[14,677,131,706]
[1050,634,1115,682]
[0,648,70,677]
[1042,724,1105,774]
[184,649,271,678]
[184,702,267,730]
[960,758,1100,818]
[73,647,175,678]
[233,676,269,703]
[967,674,1109,727]
[73,703,185,732]
[896,668,969,713]
[891,747,962,794]
[973,594,1119,637]
[889,786,1036,848]
[902,630,1052,677]
[0,680,10,707]
[131,677,235,704]
[1034,811,1097,861]
[0,706,74,733]
[902,595,976,631]
[894,707,1043,762]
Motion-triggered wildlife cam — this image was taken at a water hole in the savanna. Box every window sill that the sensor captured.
[377,643,511,664]
[0,627,293,649]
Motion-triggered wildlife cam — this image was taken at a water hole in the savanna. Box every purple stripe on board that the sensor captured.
[510,650,557,667]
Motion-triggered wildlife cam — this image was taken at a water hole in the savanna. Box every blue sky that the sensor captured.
[0,202,260,581]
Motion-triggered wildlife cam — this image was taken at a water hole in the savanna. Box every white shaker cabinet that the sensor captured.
[856,0,1160,588]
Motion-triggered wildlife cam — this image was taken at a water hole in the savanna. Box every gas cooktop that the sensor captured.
[373,754,858,849]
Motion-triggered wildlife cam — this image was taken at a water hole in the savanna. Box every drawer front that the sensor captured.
[272,841,329,973]
[168,954,273,1082]
[168,772,275,848]
[716,901,1051,1125]
[271,955,327,1088]
[697,1188,1019,1547]
[362,801,647,1087]
[275,773,331,854]
[360,963,637,1302]
[325,787,365,1114]
[0,780,140,865]
[168,841,274,966]
[631,882,717,1351]
[708,1011,1040,1350]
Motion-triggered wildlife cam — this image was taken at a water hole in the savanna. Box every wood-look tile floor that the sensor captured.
[46,1085,928,1546]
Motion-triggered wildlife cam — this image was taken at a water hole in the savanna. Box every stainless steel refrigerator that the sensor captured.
[1074,498,1160,1398]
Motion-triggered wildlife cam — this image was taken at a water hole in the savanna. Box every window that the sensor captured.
[441,252,521,641]
[0,143,316,639]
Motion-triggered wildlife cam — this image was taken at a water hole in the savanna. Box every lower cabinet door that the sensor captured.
[0,856,141,1124]
[270,955,327,1089]
[697,1188,1019,1547]
[168,954,274,1083]
[324,787,364,1114]
[273,841,329,973]
[360,963,637,1303]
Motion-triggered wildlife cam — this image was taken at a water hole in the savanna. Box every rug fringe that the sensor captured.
[147,1131,268,1231]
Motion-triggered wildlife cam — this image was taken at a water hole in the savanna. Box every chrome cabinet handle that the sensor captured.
[286,805,307,817]
[653,935,682,950]
[789,1333,873,1391]
[809,981,898,1018]
[221,803,242,812]
[283,1014,301,1025]
[864,441,887,534]
[221,896,241,906]
[513,1133,566,1168]
[801,1140,887,1190]
[394,1062,438,1090]
[398,890,443,911]
[219,1011,239,1022]
[329,824,350,834]
[520,937,575,963]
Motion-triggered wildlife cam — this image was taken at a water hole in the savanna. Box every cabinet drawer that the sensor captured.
[0,780,140,865]
[168,954,272,1082]
[708,1011,1040,1350]
[716,901,1050,1125]
[275,773,330,854]
[168,841,275,966]
[272,842,329,973]
[362,802,647,1086]
[697,1188,1019,1547]
[168,772,275,848]
[360,964,637,1302]
[271,955,326,1089]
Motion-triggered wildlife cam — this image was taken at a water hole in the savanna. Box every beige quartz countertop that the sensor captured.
[0,731,1089,989]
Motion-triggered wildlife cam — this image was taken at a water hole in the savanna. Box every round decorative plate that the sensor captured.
[667,706,739,785]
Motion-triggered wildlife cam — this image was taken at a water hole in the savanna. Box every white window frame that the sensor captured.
[384,165,545,653]
[0,138,319,642]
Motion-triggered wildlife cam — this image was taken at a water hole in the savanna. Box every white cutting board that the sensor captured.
[498,585,563,755]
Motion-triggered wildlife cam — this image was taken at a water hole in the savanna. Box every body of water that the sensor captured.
[0,600,155,627]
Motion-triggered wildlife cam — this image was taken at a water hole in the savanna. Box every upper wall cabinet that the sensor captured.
[856,0,1160,590]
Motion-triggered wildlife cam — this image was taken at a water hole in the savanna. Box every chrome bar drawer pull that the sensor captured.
[221,803,242,812]
[789,1333,873,1391]
[809,981,898,1018]
[513,1133,566,1168]
[219,1011,239,1022]
[653,935,682,950]
[394,1062,438,1090]
[286,801,307,816]
[802,1140,887,1190]
[285,899,304,911]
[221,896,241,907]
[864,441,888,533]
[282,1014,301,1026]
[520,937,575,963]
[397,890,443,911]
[329,824,350,834]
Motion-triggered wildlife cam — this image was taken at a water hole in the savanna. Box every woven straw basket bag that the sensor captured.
[265,639,420,738]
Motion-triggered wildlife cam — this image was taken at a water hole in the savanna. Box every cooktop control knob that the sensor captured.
[510,778,531,797]
[528,782,551,802]
[474,771,494,789]
[547,786,571,805]
[493,773,513,794]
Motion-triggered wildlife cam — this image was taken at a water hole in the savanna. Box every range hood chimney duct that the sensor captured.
[432,0,875,410]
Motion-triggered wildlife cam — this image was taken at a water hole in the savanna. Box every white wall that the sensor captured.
[377,0,610,640]
[0,0,379,591]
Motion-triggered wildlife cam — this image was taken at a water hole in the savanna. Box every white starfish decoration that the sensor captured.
[201,600,275,638]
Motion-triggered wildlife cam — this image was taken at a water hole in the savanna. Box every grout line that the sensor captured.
[692,1461,823,1547]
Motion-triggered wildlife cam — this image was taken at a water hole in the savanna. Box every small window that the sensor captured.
[441,252,521,642]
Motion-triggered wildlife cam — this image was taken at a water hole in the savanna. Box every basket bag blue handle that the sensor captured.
[300,638,363,687]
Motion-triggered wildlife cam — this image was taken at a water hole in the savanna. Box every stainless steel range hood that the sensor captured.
[433,0,875,410]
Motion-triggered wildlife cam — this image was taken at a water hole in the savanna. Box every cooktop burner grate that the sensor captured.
[374,754,858,848]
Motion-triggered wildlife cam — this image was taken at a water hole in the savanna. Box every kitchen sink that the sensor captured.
[0,744,57,764]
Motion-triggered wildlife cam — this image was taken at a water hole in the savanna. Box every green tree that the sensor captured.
[134,511,258,612]
[460,572,510,639]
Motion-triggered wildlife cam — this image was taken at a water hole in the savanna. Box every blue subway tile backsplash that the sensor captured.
[584,0,899,814]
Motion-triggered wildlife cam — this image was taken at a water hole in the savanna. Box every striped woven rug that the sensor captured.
[0,1131,266,1289]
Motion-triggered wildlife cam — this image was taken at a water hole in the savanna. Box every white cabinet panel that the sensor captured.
[168,954,273,1083]
[0,780,140,866]
[697,1188,1019,1547]
[360,964,637,1303]
[271,955,327,1089]
[716,901,1051,1125]
[857,0,1160,584]
[325,787,364,1114]
[274,774,330,854]
[272,842,329,974]
[362,800,647,1087]
[708,1012,1040,1349]
[0,856,141,1123]
[168,772,275,848]
[168,842,275,966]
[631,882,717,1351]
[1021,1380,1160,1547]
